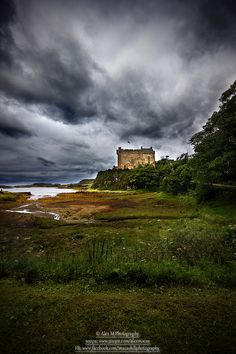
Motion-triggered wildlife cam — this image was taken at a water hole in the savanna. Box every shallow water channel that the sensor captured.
[2,187,77,220]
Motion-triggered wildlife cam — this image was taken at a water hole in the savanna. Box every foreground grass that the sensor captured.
[0,190,235,353]
[0,280,235,354]
[0,216,235,287]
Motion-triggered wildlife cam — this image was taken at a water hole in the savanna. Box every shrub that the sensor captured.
[92,169,134,190]
[195,183,217,203]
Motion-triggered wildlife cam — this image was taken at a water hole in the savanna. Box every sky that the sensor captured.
[0,0,236,184]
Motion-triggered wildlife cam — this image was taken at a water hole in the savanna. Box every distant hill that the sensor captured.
[67,179,94,190]
[17,183,63,188]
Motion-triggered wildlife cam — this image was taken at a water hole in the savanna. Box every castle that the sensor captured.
[116,147,155,169]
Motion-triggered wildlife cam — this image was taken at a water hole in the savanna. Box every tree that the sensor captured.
[160,156,193,194]
[129,165,160,190]
[190,81,236,184]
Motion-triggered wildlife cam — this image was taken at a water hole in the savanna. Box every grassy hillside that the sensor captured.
[92,169,134,190]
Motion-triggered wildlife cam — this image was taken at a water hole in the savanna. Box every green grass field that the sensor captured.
[0,191,235,353]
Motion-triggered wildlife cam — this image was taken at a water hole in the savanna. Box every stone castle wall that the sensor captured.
[117,147,155,169]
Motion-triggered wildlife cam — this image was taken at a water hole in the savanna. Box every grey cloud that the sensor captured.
[77,0,236,50]
[37,157,55,167]
[0,0,236,183]
[0,110,35,138]
[0,40,100,122]
[1,0,235,129]
[62,142,90,152]
[194,0,236,48]
[0,124,32,138]
[0,0,15,27]
[0,0,16,66]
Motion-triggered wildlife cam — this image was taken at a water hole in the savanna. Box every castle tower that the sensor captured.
[116,147,155,169]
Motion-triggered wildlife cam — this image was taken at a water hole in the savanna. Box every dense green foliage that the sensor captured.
[190,81,236,184]
[158,154,193,194]
[92,168,133,190]
[129,155,193,194]
[93,155,193,194]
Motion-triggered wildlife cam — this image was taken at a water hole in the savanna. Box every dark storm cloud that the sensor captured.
[80,0,236,49]
[120,96,209,140]
[194,0,236,47]
[1,0,235,126]
[62,142,90,152]
[0,123,32,138]
[0,0,15,26]
[0,109,34,138]
[0,0,235,183]
[0,0,16,66]
[37,157,55,167]
[0,38,99,122]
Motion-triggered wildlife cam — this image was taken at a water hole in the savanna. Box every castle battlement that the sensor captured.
[116,147,155,169]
